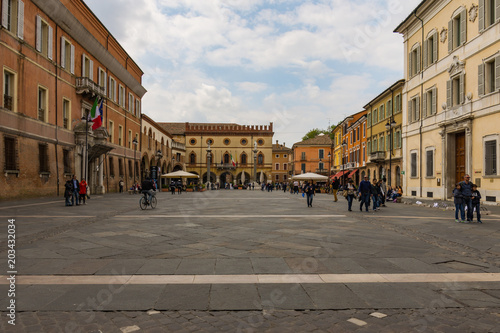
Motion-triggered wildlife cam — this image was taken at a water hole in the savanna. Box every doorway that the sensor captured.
[455,132,466,185]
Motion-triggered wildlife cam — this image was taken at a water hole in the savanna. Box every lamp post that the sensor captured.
[156,149,163,188]
[327,152,331,191]
[206,143,212,190]
[341,140,347,186]
[132,137,138,186]
[385,118,397,187]
[80,113,90,182]
[253,141,258,184]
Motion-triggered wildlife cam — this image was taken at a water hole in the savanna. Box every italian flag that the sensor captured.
[230,153,236,167]
[90,98,103,130]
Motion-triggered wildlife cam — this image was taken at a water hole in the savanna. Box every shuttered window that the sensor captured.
[109,157,115,177]
[2,0,24,39]
[479,0,500,31]
[424,31,438,67]
[447,74,465,107]
[63,149,71,174]
[485,140,497,175]
[411,152,418,177]
[4,136,18,171]
[448,8,467,53]
[423,87,437,117]
[36,16,53,59]
[409,44,421,77]
[38,144,49,173]
[426,150,434,177]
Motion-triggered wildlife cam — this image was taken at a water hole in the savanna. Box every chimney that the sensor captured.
[276,140,278,145]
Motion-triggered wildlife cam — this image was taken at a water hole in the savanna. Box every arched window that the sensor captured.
[258,153,264,165]
[240,153,247,165]
[224,153,230,164]
[190,152,196,165]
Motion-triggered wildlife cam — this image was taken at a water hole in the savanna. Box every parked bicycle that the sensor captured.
[139,191,157,210]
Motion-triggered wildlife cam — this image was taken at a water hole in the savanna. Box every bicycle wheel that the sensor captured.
[150,196,157,209]
[139,197,148,210]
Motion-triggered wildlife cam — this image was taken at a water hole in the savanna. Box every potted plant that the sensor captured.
[186,184,194,192]
[199,184,206,192]
[161,184,169,192]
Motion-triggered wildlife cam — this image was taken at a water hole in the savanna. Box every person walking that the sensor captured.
[453,183,465,223]
[170,180,176,194]
[371,178,380,211]
[358,176,371,212]
[71,175,80,206]
[380,177,387,207]
[293,180,299,194]
[459,174,474,222]
[64,176,73,206]
[79,178,88,205]
[332,177,339,202]
[305,181,315,207]
[119,179,124,193]
[345,179,357,211]
[176,179,182,194]
[471,184,482,223]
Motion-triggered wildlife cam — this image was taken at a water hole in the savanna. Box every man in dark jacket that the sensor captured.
[305,182,315,207]
[141,178,154,203]
[358,176,371,212]
[459,174,473,222]
[332,177,339,202]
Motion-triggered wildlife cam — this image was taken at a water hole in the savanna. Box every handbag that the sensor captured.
[342,190,348,197]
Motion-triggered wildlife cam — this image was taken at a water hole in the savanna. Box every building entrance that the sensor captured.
[455,132,466,185]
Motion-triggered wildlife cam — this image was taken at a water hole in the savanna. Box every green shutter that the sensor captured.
[409,50,413,76]
[446,80,452,107]
[460,9,467,46]
[496,0,500,24]
[459,73,465,104]
[422,91,427,118]
[495,55,500,91]
[416,45,421,73]
[478,63,485,96]
[408,101,412,123]
[416,96,420,121]
[433,32,438,63]
[448,20,453,53]
[432,87,437,115]
[479,0,485,31]
[423,39,428,68]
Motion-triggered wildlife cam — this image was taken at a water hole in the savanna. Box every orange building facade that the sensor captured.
[1,0,146,199]
[292,134,334,178]
[272,140,291,184]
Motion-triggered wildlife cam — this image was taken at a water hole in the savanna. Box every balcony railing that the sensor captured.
[76,77,106,97]
[216,163,236,170]
[345,162,356,169]
[4,95,13,110]
[38,108,45,121]
[369,151,386,163]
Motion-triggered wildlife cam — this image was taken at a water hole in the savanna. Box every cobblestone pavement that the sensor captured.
[0,191,499,332]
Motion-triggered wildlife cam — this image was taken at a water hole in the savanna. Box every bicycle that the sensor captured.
[139,191,157,210]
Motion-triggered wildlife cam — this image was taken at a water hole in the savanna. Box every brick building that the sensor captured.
[1,0,146,199]
[272,140,290,184]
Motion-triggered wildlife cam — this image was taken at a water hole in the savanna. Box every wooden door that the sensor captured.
[455,132,466,184]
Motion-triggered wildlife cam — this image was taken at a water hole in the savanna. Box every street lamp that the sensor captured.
[341,140,347,186]
[206,143,212,190]
[385,118,397,187]
[253,141,258,184]
[327,152,332,190]
[132,137,138,186]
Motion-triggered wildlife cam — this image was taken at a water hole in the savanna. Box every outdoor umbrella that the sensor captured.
[241,172,245,184]
[291,172,329,181]
[259,171,264,183]
[161,170,200,178]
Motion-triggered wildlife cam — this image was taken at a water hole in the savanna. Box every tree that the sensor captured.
[302,125,336,141]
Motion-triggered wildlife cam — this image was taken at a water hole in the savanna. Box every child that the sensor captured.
[453,183,465,223]
[471,184,482,223]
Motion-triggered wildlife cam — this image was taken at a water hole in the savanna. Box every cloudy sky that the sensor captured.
[85,0,421,146]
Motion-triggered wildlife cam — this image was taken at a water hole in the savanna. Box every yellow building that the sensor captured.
[395,0,500,203]
[365,80,404,188]
[159,122,274,186]
[272,140,291,184]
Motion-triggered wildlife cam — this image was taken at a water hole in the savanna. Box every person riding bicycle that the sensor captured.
[141,177,155,204]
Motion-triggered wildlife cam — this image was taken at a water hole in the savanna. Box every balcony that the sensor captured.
[76,77,106,97]
[369,151,386,163]
[216,163,236,170]
[4,95,13,110]
[345,162,356,169]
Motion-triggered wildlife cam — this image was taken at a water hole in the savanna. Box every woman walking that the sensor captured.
[345,179,357,211]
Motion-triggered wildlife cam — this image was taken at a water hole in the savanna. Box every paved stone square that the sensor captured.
[0,190,499,332]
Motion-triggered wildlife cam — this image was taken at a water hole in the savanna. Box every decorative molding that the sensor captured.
[469,4,478,22]
[440,28,448,43]
[448,56,466,76]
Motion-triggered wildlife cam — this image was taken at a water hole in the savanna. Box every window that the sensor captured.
[258,139,264,145]
[128,130,132,149]
[301,152,306,160]
[426,149,434,178]
[410,151,418,177]
[60,37,74,74]
[81,54,93,80]
[109,121,114,143]
[283,164,287,170]
[357,127,360,140]
[119,85,125,107]
[135,100,140,117]
[479,55,500,95]
[363,146,366,162]
[4,136,18,171]
[118,158,124,177]
[373,138,377,152]
[63,149,71,174]
[135,161,139,178]
[190,153,196,165]
[479,0,499,31]
[448,8,467,52]
[224,138,230,145]
[379,104,385,121]
[409,43,421,77]
[241,139,248,145]
[408,95,420,123]
[275,163,280,170]
[395,94,402,113]
[395,130,402,149]
[109,77,116,102]
[128,93,134,113]
[373,109,378,124]
[275,154,280,158]
[258,154,264,165]
[1,0,24,39]
[38,86,48,122]
[301,163,306,173]
[386,133,391,151]
[128,160,133,178]
[363,123,366,137]
[284,175,288,181]
[319,149,324,159]
[423,87,437,117]
[62,99,70,129]
[38,144,49,173]
[386,100,392,117]
[367,113,371,127]
[319,162,324,170]
[283,154,287,158]
[98,68,107,93]
[118,126,123,146]
[379,135,385,152]
[3,69,16,111]
[424,31,438,67]
[485,138,498,176]
[447,74,465,107]
[241,153,247,165]
[109,157,115,177]
[35,15,53,59]
[224,153,230,164]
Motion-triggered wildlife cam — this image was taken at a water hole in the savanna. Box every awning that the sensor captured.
[331,170,348,179]
[347,169,358,178]
[87,143,114,162]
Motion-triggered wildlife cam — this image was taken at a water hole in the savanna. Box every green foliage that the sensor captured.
[302,125,336,141]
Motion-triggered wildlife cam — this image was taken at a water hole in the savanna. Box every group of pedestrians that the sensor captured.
[170,180,183,194]
[453,174,482,223]
[64,175,88,206]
